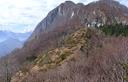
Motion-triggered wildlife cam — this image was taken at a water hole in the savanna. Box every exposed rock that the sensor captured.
[29,0,128,40]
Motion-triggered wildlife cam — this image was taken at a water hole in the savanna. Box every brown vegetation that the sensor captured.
[10,28,128,82]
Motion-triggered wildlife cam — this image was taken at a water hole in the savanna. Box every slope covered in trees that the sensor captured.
[11,27,128,82]
[100,24,128,36]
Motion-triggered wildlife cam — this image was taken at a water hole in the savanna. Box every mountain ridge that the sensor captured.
[0,30,32,42]
[29,0,128,40]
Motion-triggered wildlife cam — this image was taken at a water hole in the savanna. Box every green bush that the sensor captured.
[99,24,128,36]
[20,67,29,74]
[26,55,37,62]
[122,63,128,81]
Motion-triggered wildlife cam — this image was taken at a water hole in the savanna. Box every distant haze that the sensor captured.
[0,31,31,56]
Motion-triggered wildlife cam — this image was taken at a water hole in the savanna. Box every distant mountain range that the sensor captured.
[0,31,32,56]
[0,31,32,42]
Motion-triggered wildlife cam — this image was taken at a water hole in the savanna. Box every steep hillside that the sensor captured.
[11,27,128,82]
[19,0,128,64]
[11,27,101,82]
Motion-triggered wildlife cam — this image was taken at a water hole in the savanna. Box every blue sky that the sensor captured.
[0,0,127,33]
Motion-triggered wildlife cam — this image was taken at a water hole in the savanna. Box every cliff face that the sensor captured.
[29,0,128,40]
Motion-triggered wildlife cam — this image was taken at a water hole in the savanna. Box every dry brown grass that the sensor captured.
[10,28,128,82]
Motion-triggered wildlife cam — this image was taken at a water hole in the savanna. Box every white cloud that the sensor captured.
[0,0,127,33]
[0,0,46,32]
[118,0,128,7]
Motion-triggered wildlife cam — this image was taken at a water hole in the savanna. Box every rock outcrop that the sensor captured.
[29,0,128,40]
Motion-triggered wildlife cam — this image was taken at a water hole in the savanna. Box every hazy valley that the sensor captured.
[0,31,31,56]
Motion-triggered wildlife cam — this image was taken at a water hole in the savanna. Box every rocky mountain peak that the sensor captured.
[29,0,128,40]
[61,1,75,6]
[99,0,117,3]
[99,0,114,1]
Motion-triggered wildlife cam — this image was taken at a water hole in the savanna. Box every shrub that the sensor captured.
[26,56,37,62]
[20,67,29,74]
[122,63,128,81]
[99,24,128,36]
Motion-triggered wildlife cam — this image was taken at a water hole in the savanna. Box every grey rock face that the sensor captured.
[29,0,128,40]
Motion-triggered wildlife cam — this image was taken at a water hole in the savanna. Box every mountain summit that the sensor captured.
[30,0,128,40]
